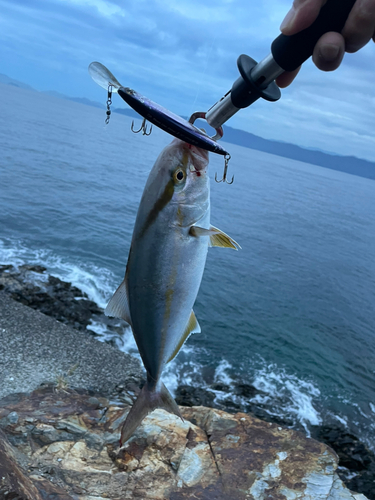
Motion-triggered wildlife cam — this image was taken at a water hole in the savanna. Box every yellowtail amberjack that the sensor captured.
[106,138,240,445]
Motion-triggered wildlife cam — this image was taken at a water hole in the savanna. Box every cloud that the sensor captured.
[0,0,374,161]
[61,0,126,18]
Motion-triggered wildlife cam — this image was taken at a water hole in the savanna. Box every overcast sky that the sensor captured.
[1,0,374,161]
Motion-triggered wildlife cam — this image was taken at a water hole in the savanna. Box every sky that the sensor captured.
[1,0,375,162]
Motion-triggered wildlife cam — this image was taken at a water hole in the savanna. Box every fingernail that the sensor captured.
[280,8,296,33]
[318,44,340,62]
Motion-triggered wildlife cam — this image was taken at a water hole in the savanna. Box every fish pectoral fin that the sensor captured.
[167,310,201,363]
[105,279,132,325]
[190,225,240,250]
[189,226,215,238]
[209,225,241,250]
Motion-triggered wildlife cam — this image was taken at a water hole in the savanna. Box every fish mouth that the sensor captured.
[189,164,206,176]
[185,144,209,173]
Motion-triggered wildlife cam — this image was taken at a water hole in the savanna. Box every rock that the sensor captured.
[0,428,73,500]
[347,465,375,500]
[0,264,102,330]
[0,385,368,500]
[175,385,215,407]
[312,425,374,471]
[0,263,133,353]
[210,382,231,392]
[311,425,375,499]
[232,383,260,399]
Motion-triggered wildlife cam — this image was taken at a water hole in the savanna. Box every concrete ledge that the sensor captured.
[0,292,142,399]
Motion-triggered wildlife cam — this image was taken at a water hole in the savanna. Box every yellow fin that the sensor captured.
[189,226,213,238]
[167,310,200,363]
[209,225,241,250]
[105,279,132,325]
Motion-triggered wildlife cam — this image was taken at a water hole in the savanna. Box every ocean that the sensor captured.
[1,82,374,453]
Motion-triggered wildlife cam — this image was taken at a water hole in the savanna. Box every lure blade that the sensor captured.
[88,62,122,92]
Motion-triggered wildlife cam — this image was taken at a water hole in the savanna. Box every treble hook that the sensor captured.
[143,122,152,136]
[131,117,153,135]
[215,154,234,184]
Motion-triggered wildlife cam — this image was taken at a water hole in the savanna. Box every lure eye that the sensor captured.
[173,168,185,184]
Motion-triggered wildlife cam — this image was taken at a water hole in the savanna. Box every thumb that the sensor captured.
[280,0,327,35]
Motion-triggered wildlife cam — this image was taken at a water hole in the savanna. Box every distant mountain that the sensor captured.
[42,90,105,109]
[113,107,141,119]
[69,97,105,109]
[220,124,375,180]
[0,73,35,91]
[1,73,374,180]
[115,111,375,180]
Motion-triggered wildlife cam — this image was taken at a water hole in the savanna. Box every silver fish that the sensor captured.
[105,138,240,445]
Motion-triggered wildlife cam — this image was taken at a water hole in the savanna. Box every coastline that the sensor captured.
[0,263,374,499]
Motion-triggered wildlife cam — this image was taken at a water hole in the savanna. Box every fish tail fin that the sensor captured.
[120,376,182,447]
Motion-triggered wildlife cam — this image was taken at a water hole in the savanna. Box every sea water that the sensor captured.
[1,82,374,450]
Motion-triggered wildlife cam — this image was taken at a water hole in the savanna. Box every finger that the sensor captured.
[312,32,346,71]
[275,67,301,88]
[280,0,327,36]
[341,0,375,52]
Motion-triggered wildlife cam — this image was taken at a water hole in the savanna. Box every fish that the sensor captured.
[105,137,240,445]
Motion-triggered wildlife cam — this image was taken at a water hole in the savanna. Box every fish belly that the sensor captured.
[127,219,208,381]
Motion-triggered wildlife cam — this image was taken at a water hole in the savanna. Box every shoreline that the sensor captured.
[0,263,374,499]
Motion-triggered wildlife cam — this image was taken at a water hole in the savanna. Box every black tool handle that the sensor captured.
[271,0,355,72]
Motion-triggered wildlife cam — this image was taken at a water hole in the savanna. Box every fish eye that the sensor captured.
[173,168,185,184]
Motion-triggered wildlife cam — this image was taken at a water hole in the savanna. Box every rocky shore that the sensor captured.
[0,384,367,500]
[0,264,374,499]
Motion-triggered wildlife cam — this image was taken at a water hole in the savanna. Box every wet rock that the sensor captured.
[0,263,133,355]
[215,397,243,413]
[311,425,375,500]
[175,385,215,407]
[313,426,373,471]
[0,264,101,330]
[175,383,264,415]
[0,385,368,500]
[209,382,231,392]
[233,383,260,399]
[347,465,375,500]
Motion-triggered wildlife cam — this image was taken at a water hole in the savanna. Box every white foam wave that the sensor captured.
[333,414,348,426]
[0,238,115,308]
[252,366,322,433]
[214,359,235,386]
[209,359,322,434]
[162,344,208,396]
[350,401,372,419]
[86,319,135,349]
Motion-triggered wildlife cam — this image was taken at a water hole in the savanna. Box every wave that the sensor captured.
[0,237,114,308]
[207,358,322,435]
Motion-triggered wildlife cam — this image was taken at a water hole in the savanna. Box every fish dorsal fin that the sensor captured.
[105,279,132,325]
[167,310,201,363]
[190,225,241,250]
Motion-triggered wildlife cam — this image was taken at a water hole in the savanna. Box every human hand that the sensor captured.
[276,0,375,88]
